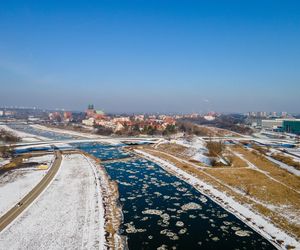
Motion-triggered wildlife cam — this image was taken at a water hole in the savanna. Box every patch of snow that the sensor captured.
[171,136,211,165]
[0,158,10,168]
[191,152,211,165]
[0,125,50,142]
[0,170,46,217]
[31,124,100,139]
[0,154,105,250]
[266,156,300,177]
[23,155,55,169]
[286,148,300,157]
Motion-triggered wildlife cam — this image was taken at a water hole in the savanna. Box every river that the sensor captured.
[10,124,276,249]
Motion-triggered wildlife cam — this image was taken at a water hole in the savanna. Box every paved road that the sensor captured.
[0,151,62,232]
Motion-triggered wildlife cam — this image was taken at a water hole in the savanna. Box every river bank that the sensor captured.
[135,149,299,249]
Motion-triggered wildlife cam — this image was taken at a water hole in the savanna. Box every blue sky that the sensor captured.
[0,0,299,113]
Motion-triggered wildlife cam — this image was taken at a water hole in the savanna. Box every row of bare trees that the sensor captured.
[0,129,21,143]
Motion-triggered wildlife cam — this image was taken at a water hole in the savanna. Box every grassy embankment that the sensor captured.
[138,143,300,244]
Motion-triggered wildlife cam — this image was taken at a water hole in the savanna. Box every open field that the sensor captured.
[0,154,105,250]
[155,142,192,160]
[0,125,49,142]
[0,154,54,217]
[0,170,45,217]
[138,143,300,247]
[156,140,248,168]
[195,124,243,137]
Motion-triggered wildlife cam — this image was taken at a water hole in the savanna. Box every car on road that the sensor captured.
[16,202,23,207]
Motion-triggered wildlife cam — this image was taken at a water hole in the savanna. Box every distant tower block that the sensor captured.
[88,104,94,110]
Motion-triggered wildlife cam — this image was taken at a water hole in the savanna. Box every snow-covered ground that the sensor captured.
[0,154,54,217]
[287,148,300,157]
[266,156,300,177]
[0,170,45,217]
[31,124,155,145]
[14,143,73,154]
[267,148,300,176]
[25,154,54,166]
[0,154,105,250]
[170,137,211,165]
[0,124,50,142]
[31,124,102,139]
[136,150,300,250]
[0,158,10,168]
[32,125,122,145]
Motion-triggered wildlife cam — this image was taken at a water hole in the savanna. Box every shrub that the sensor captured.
[0,129,21,143]
[206,141,225,157]
[252,144,269,155]
[0,145,13,158]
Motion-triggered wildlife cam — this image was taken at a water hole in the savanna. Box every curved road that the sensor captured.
[0,151,62,232]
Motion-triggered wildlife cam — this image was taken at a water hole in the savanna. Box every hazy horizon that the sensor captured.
[1,1,299,113]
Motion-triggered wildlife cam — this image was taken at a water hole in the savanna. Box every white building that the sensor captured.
[261,119,283,129]
[204,115,215,121]
[112,117,130,123]
[82,117,95,126]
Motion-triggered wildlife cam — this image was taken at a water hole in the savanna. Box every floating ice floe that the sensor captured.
[235,230,251,237]
[179,228,187,234]
[119,181,131,186]
[167,208,176,212]
[128,175,137,179]
[176,221,184,227]
[231,226,240,231]
[181,202,202,211]
[223,221,232,226]
[141,216,149,221]
[177,187,188,192]
[216,213,228,219]
[199,196,208,203]
[157,244,168,250]
[161,213,170,221]
[160,230,179,240]
[124,223,146,234]
[142,209,163,216]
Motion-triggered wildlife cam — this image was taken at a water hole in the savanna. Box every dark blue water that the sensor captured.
[75,142,131,160]
[77,143,276,250]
